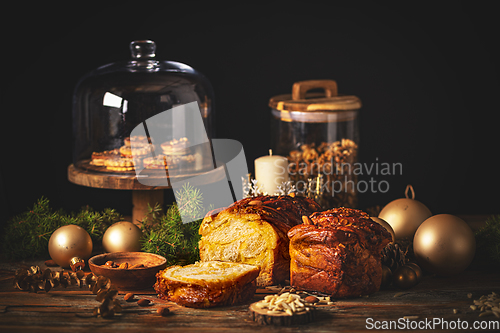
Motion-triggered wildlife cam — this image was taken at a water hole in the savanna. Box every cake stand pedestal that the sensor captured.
[68,164,169,225]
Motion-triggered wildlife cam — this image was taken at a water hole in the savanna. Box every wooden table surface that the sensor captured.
[0,259,499,333]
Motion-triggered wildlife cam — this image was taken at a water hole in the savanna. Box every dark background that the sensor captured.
[1,1,499,229]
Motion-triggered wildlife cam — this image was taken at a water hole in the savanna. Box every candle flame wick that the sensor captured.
[269,149,273,156]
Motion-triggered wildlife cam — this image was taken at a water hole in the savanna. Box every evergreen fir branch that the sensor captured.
[2,197,122,260]
[176,183,205,222]
[475,215,500,266]
[139,183,209,266]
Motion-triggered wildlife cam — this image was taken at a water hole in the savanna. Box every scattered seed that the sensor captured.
[255,302,266,309]
[267,310,281,314]
[479,311,493,317]
[471,291,500,317]
[254,292,314,316]
[403,316,419,320]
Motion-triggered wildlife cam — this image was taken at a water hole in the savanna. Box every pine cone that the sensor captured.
[381,243,407,272]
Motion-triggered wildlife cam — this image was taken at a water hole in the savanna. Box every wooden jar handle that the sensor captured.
[292,80,338,100]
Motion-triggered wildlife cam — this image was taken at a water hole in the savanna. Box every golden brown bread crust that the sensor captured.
[154,261,260,308]
[155,278,257,308]
[199,195,321,287]
[288,207,392,297]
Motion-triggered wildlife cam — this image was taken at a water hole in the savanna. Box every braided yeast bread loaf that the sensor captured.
[199,195,321,287]
[288,207,392,297]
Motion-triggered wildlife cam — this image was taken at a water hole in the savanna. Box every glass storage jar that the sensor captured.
[71,40,215,178]
[269,80,361,209]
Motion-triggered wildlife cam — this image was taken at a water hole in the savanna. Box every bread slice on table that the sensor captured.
[154,260,260,308]
[198,195,321,287]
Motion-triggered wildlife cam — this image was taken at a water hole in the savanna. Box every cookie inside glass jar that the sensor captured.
[288,139,358,208]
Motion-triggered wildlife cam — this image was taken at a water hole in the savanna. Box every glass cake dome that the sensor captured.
[71,40,215,178]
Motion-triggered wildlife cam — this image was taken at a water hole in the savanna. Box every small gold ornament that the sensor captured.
[378,185,432,241]
[102,221,142,253]
[413,214,475,276]
[393,265,419,289]
[405,262,423,282]
[48,225,93,269]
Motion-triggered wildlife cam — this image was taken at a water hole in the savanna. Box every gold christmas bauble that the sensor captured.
[405,262,423,282]
[393,265,419,289]
[48,225,93,268]
[413,214,475,276]
[370,217,395,243]
[102,221,142,253]
[378,185,431,241]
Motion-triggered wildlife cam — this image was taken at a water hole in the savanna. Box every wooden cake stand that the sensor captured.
[68,161,222,225]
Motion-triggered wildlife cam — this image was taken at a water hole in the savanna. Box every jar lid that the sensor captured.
[269,80,361,112]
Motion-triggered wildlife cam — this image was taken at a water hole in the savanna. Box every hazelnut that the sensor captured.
[304,296,320,304]
[117,262,128,269]
[157,307,171,316]
[137,299,151,306]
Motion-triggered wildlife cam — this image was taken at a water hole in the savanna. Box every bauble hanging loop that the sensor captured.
[378,185,432,241]
[405,184,415,200]
[69,257,85,271]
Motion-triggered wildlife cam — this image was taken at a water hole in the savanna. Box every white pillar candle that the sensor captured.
[254,150,289,195]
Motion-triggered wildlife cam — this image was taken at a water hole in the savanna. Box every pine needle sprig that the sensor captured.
[2,197,122,260]
[175,183,205,222]
[139,202,202,265]
[140,183,211,266]
[475,215,500,267]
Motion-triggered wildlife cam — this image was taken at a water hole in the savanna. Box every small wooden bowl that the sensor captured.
[88,252,167,290]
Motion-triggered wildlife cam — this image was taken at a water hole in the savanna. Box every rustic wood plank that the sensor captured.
[1,257,499,332]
